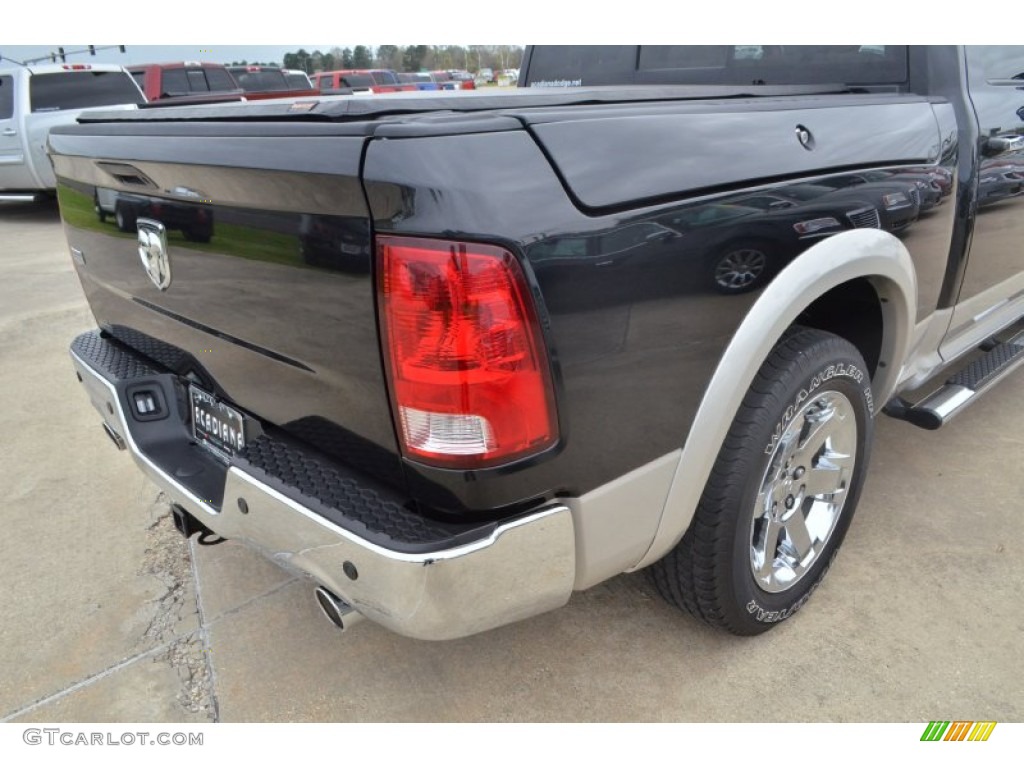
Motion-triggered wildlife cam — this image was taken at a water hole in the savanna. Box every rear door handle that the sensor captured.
[1,128,17,136]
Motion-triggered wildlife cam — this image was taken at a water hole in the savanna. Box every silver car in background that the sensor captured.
[0,63,144,194]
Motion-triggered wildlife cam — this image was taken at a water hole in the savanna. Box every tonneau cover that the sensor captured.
[71,84,864,123]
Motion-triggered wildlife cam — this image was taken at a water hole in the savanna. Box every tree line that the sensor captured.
[262,45,524,74]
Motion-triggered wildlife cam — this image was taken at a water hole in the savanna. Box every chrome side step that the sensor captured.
[884,331,1024,429]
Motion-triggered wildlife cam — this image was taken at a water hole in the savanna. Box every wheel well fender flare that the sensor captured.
[631,228,917,570]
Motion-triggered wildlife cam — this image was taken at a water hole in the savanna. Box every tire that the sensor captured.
[114,203,135,233]
[94,194,106,223]
[709,239,776,294]
[649,327,874,635]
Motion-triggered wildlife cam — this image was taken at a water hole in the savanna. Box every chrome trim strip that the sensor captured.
[918,385,974,421]
[972,298,1008,324]
[70,344,576,640]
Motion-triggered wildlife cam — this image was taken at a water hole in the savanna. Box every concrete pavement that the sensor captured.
[1,197,1021,722]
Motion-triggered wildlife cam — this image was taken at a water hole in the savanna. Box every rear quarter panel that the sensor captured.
[362,97,958,513]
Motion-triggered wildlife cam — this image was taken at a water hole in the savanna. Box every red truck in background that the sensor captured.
[226,66,319,100]
[311,69,417,94]
[128,62,244,105]
[430,70,476,90]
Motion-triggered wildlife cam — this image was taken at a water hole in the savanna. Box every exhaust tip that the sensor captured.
[315,587,364,632]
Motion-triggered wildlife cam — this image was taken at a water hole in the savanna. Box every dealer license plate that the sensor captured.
[190,385,247,458]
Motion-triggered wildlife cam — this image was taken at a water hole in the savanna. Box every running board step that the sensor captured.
[884,332,1024,429]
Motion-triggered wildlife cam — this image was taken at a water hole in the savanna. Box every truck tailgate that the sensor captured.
[49,127,405,488]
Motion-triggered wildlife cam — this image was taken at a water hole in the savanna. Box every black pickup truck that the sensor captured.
[51,46,1024,639]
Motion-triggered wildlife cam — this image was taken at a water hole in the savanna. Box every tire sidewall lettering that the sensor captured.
[765,360,869,456]
[746,585,811,623]
[745,551,838,623]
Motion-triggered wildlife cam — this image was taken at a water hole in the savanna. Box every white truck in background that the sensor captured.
[0,63,143,195]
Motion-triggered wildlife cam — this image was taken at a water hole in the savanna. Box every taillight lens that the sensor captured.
[378,236,557,468]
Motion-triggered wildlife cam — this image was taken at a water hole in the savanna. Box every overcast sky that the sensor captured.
[0,45,363,67]
[0,6,1001,72]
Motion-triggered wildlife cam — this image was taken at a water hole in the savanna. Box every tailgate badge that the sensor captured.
[137,218,172,291]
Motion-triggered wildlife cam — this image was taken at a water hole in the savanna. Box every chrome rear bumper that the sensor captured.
[70,333,575,640]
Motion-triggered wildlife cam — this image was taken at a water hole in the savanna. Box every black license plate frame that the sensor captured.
[189,384,246,459]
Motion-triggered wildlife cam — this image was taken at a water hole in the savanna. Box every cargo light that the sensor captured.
[378,236,558,468]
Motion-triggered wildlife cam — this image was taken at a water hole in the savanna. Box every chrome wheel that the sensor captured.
[750,390,856,593]
[650,327,873,634]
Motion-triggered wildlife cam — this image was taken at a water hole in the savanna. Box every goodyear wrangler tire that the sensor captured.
[649,326,874,635]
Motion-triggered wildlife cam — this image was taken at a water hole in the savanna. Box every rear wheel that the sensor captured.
[114,203,135,233]
[649,327,874,634]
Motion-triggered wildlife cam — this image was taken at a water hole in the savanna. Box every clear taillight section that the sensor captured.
[377,236,557,468]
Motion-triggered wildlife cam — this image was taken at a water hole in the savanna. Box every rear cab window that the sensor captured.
[186,70,210,92]
[284,72,311,89]
[373,71,399,86]
[161,67,237,97]
[524,46,909,87]
[230,68,289,92]
[205,67,237,91]
[29,71,142,112]
[526,46,637,87]
[342,74,374,89]
[159,69,190,96]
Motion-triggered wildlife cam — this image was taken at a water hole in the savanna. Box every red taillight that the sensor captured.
[378,236,557,468]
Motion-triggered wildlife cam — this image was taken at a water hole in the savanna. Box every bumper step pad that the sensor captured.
[235,435,495,553]
[71,330,158,381]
